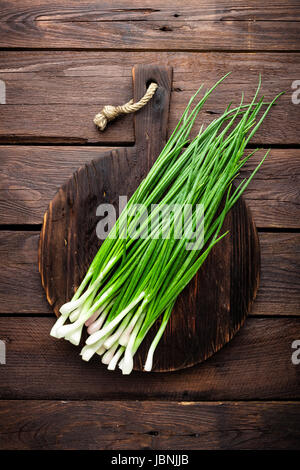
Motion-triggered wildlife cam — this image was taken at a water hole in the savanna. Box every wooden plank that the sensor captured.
[0,106,134,145]
[2,1,300,22]
[0,231,52,314]
[0,146,111,224]
[255,233,300,315]
[0,232,299,315]
[0,0,299,51]
[1,21,299,51]
[3,50,300,72]
[0,52,299,144]
[0,317,299,400]
[0,400,299,450]
[1,147,299,227]
[237,149,300,229]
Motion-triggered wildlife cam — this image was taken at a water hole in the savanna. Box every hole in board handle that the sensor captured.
[146,78,158,88]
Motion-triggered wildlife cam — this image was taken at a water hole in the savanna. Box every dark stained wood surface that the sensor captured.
[2,1,300,22]
[38,64,260,372]
[0,317,299,400]
[1,232,299,316]
[0,0,299,50]
[1,22,299,51]
[0,147,299,227]
[1,400,300,450]
[0,52,299,144]
[0,0,299,451]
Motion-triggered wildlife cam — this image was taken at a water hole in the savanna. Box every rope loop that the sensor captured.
[94,82,158,131]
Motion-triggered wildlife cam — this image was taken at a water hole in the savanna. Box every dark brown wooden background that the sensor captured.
[0,0,299,450]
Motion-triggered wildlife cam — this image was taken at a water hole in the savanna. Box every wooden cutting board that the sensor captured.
[39,65,260,372]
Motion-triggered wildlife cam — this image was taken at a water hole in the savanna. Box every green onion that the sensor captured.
[50,74,283,374]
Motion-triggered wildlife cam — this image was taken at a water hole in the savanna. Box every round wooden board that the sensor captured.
[39,65,260,372]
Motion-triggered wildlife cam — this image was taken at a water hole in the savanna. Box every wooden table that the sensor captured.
[0,0,299,450]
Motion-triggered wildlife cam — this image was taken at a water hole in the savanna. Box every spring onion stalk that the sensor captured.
[87,311,108,335]
[103,313,134,349]
[108,346,126,371]
[85,300,110,326]
[102,341,120,365]
[122,312,146,375]
[96,345,106,356]
[50,74,283,374]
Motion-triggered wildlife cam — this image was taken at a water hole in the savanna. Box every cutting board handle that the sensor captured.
[133,65,173,171]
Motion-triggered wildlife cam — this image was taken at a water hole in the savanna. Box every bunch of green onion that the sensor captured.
[50,74,281,374]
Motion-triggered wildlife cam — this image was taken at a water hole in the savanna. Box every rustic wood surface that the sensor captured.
[1,232,299,315]
[0,317,299,400]
[0,0,299,450]
[0,0,299,50]
[1,401,300,450]
[0,52,299,145]
[1,147,299,227]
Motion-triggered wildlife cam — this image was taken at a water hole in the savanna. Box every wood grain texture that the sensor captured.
[2,1,300,22]
[0,0,299,50]
[0,147,299,228]
[255,233,300,316]
[0,232,298,315]
[0,317,299,400]
[1,21,299,51]
[0,400,300,450]
[0,51,299,144]
[38,64,260,372]
[236,150,300,229]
